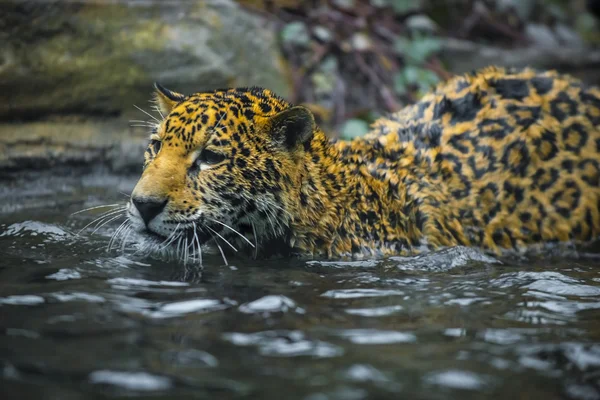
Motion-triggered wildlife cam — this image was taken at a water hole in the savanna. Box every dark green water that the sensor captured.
[1,173,600,399]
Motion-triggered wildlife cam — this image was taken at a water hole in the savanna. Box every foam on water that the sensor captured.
[0,221,70,240]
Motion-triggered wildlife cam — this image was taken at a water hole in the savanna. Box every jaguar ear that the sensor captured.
[269,106,316,149]
[153,82,186,116]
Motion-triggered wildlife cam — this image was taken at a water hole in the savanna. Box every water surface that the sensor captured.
[1,173,600,399]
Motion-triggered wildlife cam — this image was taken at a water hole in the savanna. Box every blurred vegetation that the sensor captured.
[240,0,600,138]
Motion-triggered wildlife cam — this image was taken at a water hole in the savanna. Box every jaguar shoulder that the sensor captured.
[126,66,600,260]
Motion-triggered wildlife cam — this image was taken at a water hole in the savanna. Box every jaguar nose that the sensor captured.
[132,197,168,226]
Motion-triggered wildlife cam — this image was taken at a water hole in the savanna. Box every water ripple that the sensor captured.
[525,280,600,297]
[151,299,226,318]
[335,329,416,344]
[45,269,82,281]
[2,191,600,399]
[50,292,106,303]
[89,370,172,391]
[521,300,600,316]
[321,289,405,299]
[0,221,70,240]
[223,331,343,358]
[162,349,219,368]
[107,277,190,288]
[306,260,380,269]
[390,246,499,271]
[481,329,524,345]
[0,295,45,305]
[444,297,488,306]
[345,305,404,316]
[516,342,600,372]
[238,295,303,314]
[492,271,578,289]
[344,364,391,383]
[424,370,488,390]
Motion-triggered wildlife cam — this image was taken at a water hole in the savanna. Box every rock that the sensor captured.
[0,121,147,176]
[525,23,560,48]
[555,23,585,48]
[0,0,290,120]
[440,38,600,78]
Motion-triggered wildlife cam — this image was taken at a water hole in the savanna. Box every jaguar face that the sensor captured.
[127,84,316,262]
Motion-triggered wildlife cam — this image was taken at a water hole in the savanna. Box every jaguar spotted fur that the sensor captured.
[125,66,600,260]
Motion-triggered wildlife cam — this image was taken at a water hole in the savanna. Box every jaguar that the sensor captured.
[122,66,600,263]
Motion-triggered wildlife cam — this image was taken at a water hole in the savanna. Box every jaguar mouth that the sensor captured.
[141,225,214,247]
[132,220,253,265]
[131,224,219,263]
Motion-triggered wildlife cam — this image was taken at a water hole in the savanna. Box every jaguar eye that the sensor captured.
[150,139,162,154]
[198,149,226,166]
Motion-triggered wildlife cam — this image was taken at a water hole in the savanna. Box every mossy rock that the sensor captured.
[0,0,291,120]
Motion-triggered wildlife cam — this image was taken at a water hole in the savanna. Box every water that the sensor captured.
[1,172,600,399]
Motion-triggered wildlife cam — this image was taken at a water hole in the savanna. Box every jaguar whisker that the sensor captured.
[206,229,228,265]
[71,203,122,216]
[205,226,238,252]
[90,213,125,236]
[207,218,255,247]
[133,104,160,122]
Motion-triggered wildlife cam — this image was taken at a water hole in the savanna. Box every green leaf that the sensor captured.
[340,119,370,139]
[394,67,440,96]
[395,34,442,65]
[280,22,310,47]
[387,0,419,14]
[416,69,440,92]
[403,65,420,84]
[393,72,407,95]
